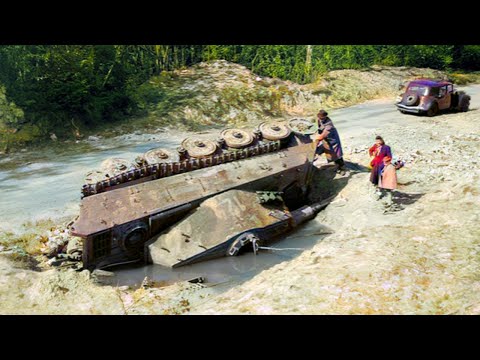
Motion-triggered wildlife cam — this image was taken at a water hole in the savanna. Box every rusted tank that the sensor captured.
[71,119,319,270]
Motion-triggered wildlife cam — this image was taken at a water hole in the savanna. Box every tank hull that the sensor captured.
[71,134,316,270]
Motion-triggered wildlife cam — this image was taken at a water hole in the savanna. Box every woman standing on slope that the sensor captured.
[378,156,398,206]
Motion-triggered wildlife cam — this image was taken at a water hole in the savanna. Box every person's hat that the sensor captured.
[318,109,328,117]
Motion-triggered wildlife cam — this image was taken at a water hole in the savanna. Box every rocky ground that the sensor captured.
[0,256,125,314]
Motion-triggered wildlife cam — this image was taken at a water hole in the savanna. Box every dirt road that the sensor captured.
[332,84,480,141]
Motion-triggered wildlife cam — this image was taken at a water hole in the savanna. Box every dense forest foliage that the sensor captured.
[1,45,479,148]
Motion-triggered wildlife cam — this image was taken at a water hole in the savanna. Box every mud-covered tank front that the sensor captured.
[71,119,318,270]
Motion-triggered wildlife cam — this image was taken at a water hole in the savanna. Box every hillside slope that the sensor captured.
[134,61,447,129]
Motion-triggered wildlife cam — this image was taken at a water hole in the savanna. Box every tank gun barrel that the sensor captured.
[290,195,335,227]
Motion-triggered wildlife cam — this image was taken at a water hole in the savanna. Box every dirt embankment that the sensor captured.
[132,61,449,131]
[0,256,125,314]
[1,60,476,151]
[0,61,459,149]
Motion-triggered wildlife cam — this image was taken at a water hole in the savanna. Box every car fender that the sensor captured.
[456,91,471,111]
[457,91,471,103]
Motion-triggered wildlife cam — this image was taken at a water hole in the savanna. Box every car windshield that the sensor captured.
[429,87,440,96]
[407,85,429,96]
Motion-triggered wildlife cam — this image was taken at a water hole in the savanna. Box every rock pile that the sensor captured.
[39,224,83,267]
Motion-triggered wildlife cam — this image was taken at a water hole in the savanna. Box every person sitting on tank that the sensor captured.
[315,109,345,174]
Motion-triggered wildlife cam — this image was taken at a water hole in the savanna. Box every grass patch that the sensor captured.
[0,218,61,256]
[447,72,480,85]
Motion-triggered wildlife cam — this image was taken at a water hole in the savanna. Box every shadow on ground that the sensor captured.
[308,160,369,203]
[397,180,417,187]
[393,191,425,206]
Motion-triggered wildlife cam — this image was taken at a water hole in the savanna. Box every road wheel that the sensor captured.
[399,110,406,114]
[123,228,148,258]
[427,103,438,117]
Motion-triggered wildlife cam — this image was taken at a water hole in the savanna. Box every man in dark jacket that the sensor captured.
[315,109,345,173]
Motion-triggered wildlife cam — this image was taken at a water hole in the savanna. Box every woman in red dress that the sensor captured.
[369,136,392,186]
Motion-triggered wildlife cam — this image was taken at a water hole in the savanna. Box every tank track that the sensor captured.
[81,140,281,198]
